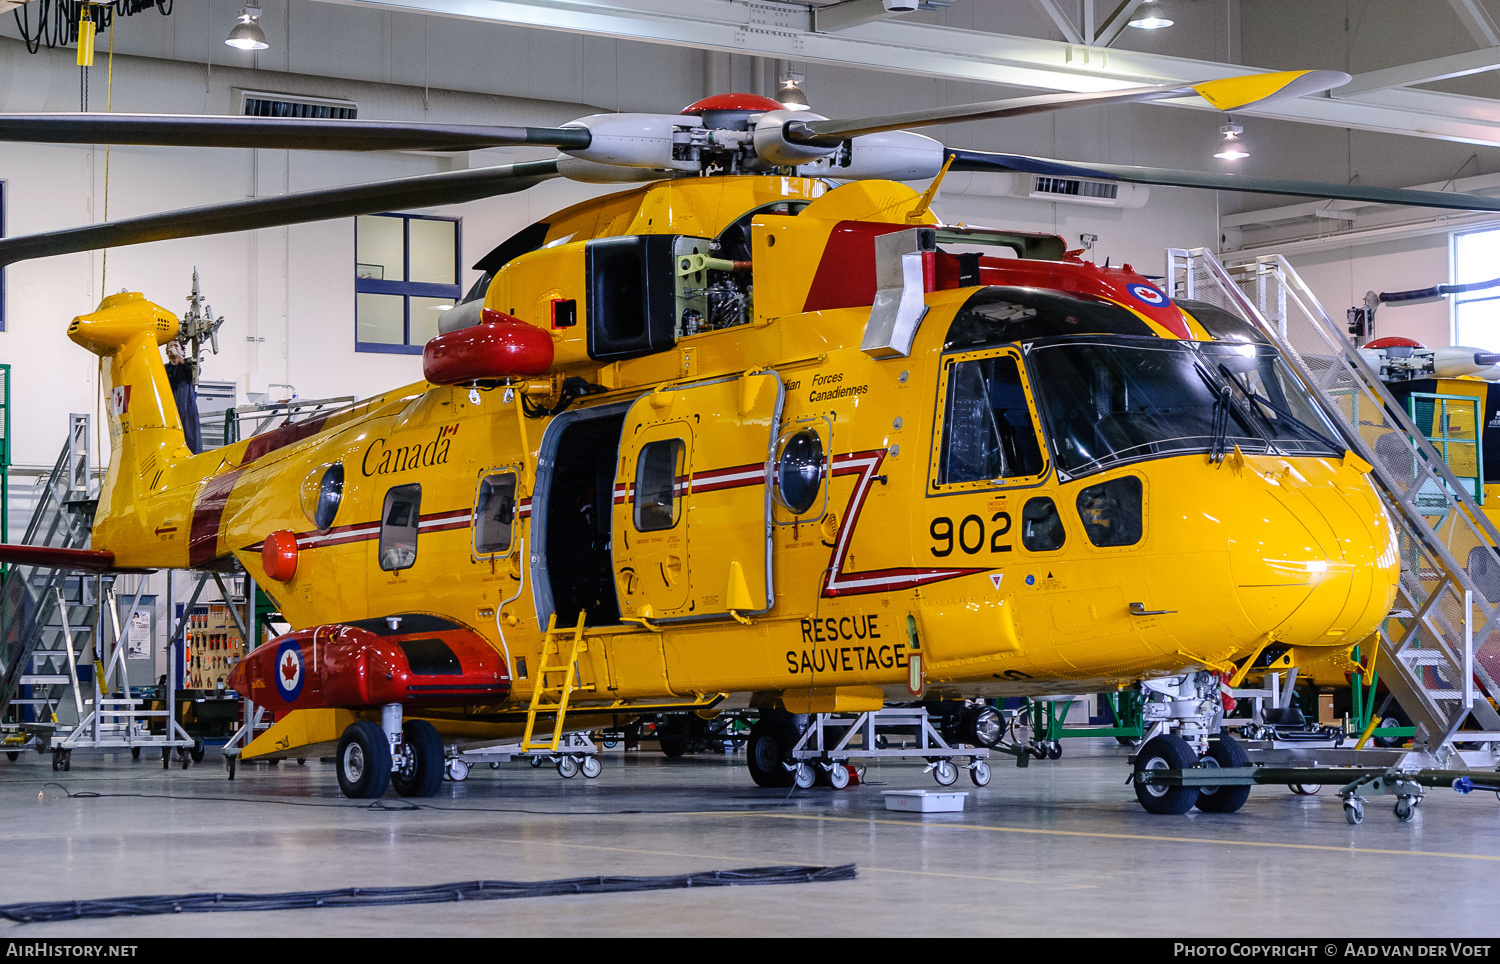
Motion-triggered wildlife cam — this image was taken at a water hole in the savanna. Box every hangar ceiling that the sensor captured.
[307,0,1500,147]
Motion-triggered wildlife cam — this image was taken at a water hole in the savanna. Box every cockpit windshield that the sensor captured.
[1026,336,1345,478]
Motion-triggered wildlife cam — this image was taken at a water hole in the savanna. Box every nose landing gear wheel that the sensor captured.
[1195,734,1251,814]
[932,759,958,786]
[1133,734,1200,815]
[580,756,602,779]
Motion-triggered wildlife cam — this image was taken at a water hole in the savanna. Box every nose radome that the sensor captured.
[1228,482,1397,647]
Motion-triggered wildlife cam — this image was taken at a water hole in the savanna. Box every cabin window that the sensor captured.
[473,472,518,556]
[299,462,344,531]
[774,429,826,515]
[356,213,462,355]
[635,439,685,532]
[936,353,1045,486]
[379,483,422,571]
[1076,476,1144,547]
[1021,497,1066,552]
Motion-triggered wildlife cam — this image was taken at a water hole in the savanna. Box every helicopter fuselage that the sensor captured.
[75,174,1399,732]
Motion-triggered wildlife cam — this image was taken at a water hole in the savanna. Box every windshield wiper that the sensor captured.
[1208,383,1233,464]
[1216,363,1344,454]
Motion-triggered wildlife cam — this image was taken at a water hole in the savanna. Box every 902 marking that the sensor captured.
[929,512,1013,557]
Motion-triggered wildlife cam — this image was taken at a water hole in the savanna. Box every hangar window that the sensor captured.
[1,180,6,332]
[1453,227,1500,348]
[356,214,461,355]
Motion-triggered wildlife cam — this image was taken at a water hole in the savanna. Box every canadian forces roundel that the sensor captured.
[1126,282,1168,307]
[275,639,305,702]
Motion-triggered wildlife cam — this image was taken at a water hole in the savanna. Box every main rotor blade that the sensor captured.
[945,149,1500,212]
[0,159,560,267]
[787,69,1349,145]
[0,113,592,152]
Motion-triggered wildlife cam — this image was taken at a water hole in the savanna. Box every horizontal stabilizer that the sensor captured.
[0,544,153,574]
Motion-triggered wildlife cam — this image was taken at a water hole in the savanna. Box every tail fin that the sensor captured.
[68,292,193,566]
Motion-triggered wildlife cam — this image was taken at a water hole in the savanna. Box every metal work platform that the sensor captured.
[0,415,197,767]
[785,707,992,789]
[1169,247,1500,771]
[453,731,602,781]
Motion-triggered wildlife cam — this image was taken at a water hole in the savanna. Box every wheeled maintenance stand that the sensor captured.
[785,706,992,789]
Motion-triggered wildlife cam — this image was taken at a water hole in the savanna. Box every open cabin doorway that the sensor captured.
[531,403,628,629]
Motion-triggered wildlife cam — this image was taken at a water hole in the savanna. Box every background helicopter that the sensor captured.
[0,67,1495,810]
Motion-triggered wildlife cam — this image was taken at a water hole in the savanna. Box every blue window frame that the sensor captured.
[355,213,461,354]
[1,181,7,332]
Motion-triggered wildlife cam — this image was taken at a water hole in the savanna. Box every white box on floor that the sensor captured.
[882,790,968,813]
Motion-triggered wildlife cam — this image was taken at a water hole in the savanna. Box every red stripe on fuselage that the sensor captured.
[189,469,245,567]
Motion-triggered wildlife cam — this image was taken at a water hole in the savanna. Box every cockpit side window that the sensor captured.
[935,351,1046,488]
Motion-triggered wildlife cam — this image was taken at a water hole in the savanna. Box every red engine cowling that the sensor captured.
[226,613,511,714]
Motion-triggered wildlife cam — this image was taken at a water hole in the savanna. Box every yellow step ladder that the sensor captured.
[521,611,593,754]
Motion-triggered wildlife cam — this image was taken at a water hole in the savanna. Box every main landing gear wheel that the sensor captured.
[557,755,580,779]
[1133,734,1200,815]
[580,756,602,779]
[932,759,958,786]
[446,758,470,782]
[392,720,444,798]
[970,760,992,787]
[747,710,798,789]
[1195,734,1251,814]
[828,762,851,790]
[336,720,392,799]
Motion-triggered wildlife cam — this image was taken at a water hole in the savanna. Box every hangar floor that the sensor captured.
[1,738,1497,938]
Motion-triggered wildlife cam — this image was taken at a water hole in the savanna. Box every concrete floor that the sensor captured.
[1,738,1498,938]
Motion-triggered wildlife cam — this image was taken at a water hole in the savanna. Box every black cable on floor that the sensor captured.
[33,782,821,816]
[0,864,858,923]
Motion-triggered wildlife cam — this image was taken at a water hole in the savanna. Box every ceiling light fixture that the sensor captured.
[1128,1,1174,29]
[1214,122,1248,160]
[225,6,269,51]
[777,78,811,112]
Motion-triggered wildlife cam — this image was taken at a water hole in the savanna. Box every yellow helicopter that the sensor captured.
[3,68,1496,814]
